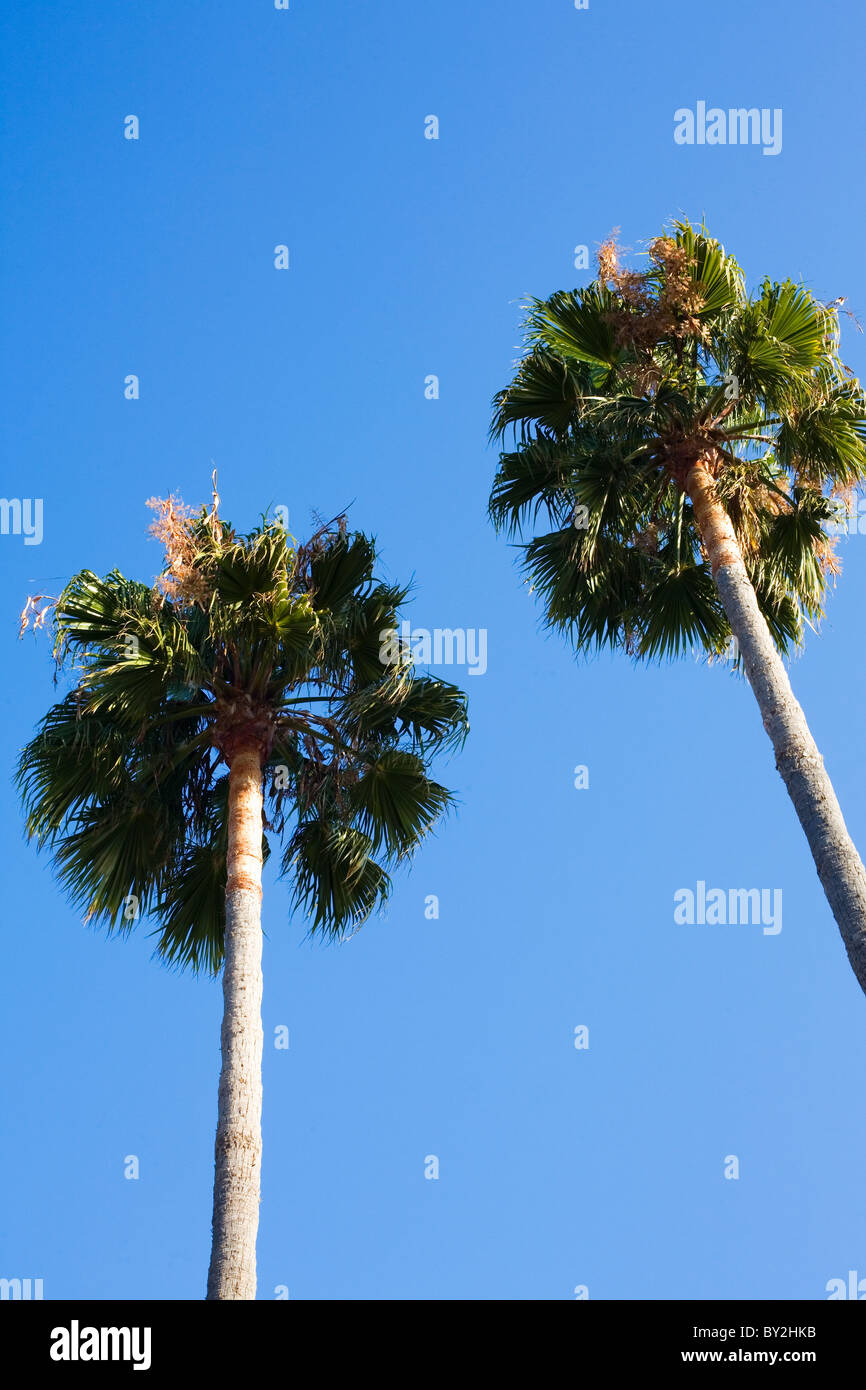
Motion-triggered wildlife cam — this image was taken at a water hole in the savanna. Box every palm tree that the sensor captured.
[17,487,467,1299]
[489,221,866,997]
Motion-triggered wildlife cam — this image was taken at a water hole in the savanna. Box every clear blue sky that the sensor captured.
[3,0,866,1300]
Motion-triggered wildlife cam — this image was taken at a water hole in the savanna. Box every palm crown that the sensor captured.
[17,493,468,973]
[489,221,866,660]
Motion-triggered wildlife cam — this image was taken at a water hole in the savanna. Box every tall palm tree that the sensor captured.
[489,221,866,997]
[17,488,467,1299]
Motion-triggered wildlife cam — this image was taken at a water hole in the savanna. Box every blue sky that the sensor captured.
[3,0,866,1300]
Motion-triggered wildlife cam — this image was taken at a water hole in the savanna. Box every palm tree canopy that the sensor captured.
[489,220,866,660]
[17,494,468,973]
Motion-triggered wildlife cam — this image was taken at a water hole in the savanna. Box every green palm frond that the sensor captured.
[342,675,468,753]
[491,347,601,442]
[668,219,745,318]
[286,821,391,936]
[637,562,728,661]
[151,842,227,975]
[306,533,376,613]
[490,218,866,666]
[18,504,466,971]
[350,750,453,858]
[526,286,624,370]
[489,436,578,535]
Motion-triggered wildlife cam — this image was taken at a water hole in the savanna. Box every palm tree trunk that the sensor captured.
[206,743,264,1300]
[685,457,866,996]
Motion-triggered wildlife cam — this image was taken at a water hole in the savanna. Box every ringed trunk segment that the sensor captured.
[206,742,265,1301]
[682,456,741,576]
[684,459,866,997]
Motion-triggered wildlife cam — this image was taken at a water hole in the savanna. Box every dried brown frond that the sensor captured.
[598,230,709,360]
[723,478,790,560]
[597,230,648,309]
[624,362,664,395]
[596,231,621,288]
[815,535,842,580]
[650,236,707,336]
[633,524,660,555]
[755,484,788,518]
[209,467,221,540]
[18,593,57,639]
[146,494,212,606]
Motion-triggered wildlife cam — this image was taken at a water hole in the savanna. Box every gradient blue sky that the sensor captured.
[3,0,866,1300]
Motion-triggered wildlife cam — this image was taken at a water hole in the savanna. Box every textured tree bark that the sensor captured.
[206,743,264,1300]
[685,458,866,997]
